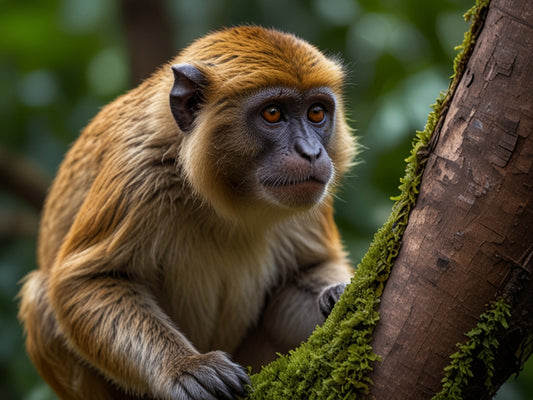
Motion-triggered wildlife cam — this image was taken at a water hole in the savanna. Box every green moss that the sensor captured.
[452,0,491,83]
[248,0,492,398]
[431,298,511,400]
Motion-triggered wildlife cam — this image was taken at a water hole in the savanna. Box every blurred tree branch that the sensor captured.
[0,147,49,211]
[119,0,174,85]
[0,148,48,240]
[0,1,175,240]
[0,210,39,242]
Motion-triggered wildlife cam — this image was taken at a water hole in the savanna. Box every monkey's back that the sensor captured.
[37,73,176,271]
[38,131,102,270]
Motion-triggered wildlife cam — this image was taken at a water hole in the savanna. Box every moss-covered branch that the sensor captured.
[248,0,533,398]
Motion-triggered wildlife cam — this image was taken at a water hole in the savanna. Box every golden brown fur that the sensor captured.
[19,26,356,399]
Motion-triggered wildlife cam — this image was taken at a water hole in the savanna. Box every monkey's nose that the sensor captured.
[294,137,322,163]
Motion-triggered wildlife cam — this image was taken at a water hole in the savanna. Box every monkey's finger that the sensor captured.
[188,365,238,399]
[318,282,347,318]
[216,363,251,398]
[176,373,219,400]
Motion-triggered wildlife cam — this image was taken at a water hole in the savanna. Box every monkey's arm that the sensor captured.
[235,203,353,370]
[47,173,249,400]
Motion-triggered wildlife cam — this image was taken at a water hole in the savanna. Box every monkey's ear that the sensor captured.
[169,64,208,132]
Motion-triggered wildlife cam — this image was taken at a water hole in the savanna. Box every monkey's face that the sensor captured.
[245,87,335,209]
[169,26,356,222]
[170,61,354,222]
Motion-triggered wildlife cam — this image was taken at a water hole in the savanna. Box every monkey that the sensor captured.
[18,26,357,400]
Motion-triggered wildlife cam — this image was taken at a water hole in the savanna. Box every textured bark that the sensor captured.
[368,0,533,398]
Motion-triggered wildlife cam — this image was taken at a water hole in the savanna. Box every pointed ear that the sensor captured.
[169,64,208,132]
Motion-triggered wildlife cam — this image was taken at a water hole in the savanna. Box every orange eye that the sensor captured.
[261,106,282,123]
[308,105,325,123]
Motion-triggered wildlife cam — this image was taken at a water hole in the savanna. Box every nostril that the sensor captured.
[294,138,321,163]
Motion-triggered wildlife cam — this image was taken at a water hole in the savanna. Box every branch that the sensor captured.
[368,0,533,397]
[0,209,39,241]
[119,0,174,85]
[247,0,532,398]
[0,147,50,210]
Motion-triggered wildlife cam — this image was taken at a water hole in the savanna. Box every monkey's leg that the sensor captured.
[235,262,350,371]
[48,269,250,400]
[19,271,136,400]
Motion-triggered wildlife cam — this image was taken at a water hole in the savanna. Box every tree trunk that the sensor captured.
[367,0,533,398]
[119,0,174,85]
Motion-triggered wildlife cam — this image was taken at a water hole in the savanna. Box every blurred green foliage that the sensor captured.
[0,0,530,399]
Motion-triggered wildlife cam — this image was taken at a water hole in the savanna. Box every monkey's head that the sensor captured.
[168,26,356,223]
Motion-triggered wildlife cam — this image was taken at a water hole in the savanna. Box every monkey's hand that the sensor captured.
[165,350,251,400]
[317,282,347,318]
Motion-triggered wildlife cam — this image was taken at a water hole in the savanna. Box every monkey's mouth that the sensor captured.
[260,175,328,207]
[261,175,326,188]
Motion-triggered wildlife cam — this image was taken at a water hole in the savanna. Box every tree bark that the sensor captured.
[368,0,533,398]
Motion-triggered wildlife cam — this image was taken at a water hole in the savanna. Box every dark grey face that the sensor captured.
[245,87,336,208]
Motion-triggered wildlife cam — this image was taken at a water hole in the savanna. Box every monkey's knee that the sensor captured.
[19,272,157,400]
[19,272,57,366]
[19,272,73,394]
[19,272,97,399]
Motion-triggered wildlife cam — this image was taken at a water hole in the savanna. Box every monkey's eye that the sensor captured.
[307,104,326,124]
[261,106,282,124]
